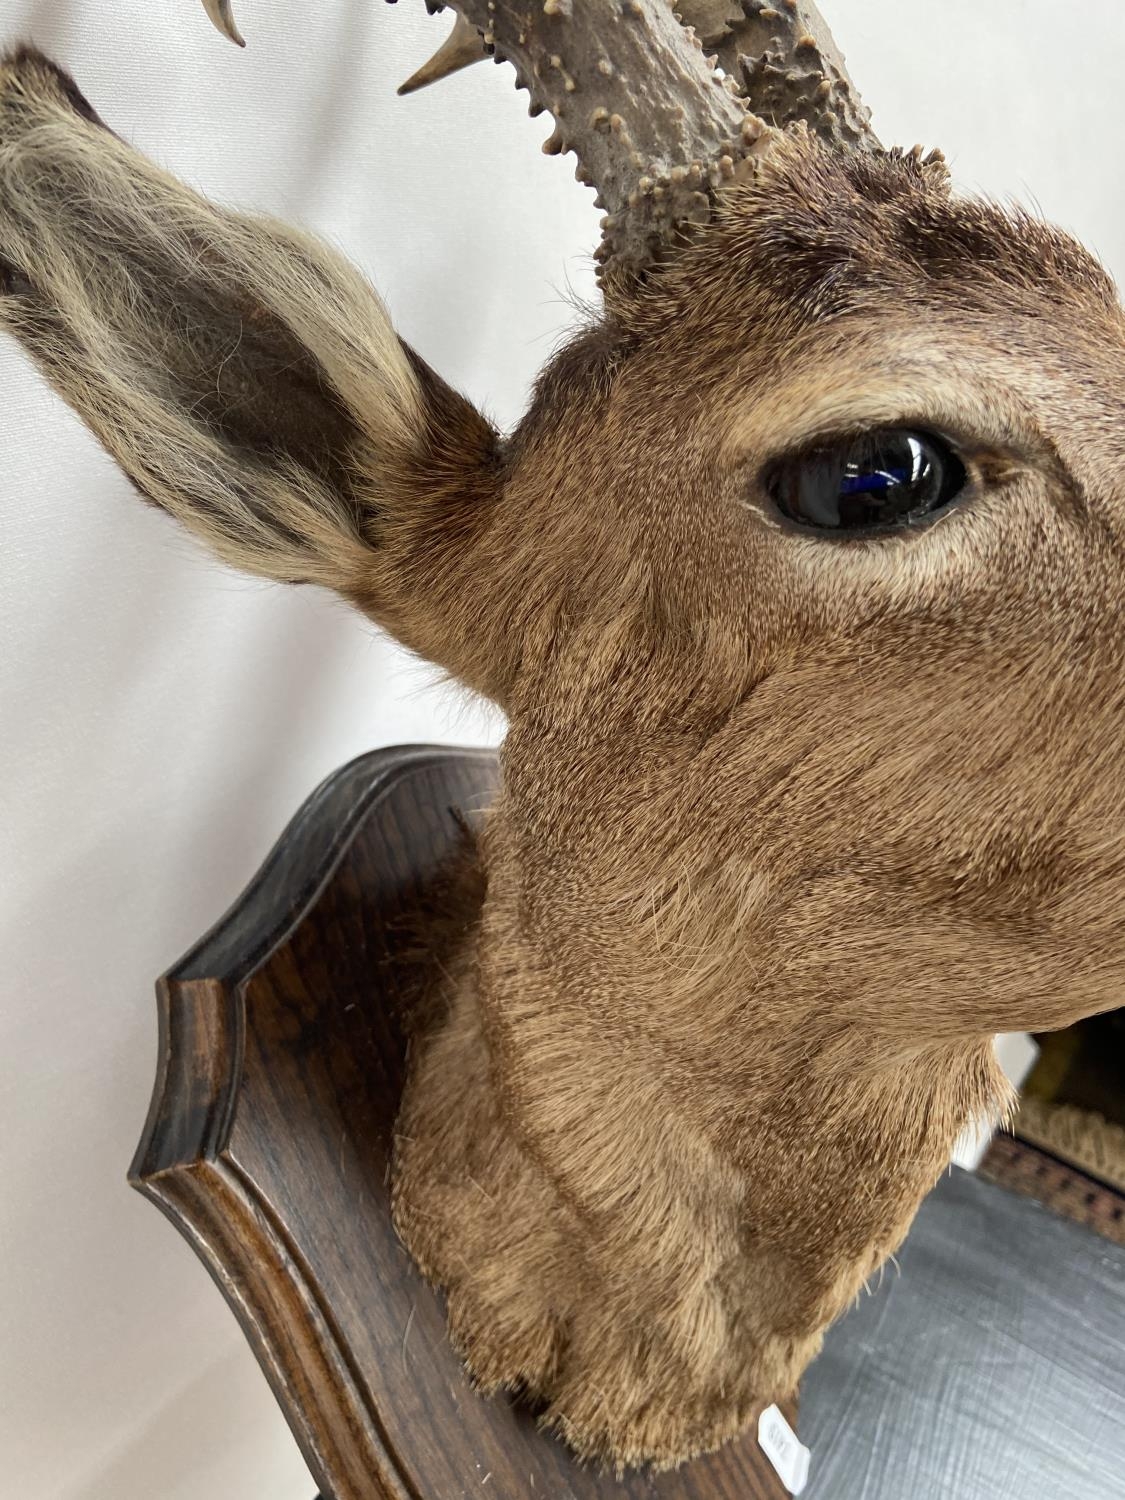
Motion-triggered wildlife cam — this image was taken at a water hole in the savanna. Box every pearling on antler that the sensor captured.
[683,0,877,147]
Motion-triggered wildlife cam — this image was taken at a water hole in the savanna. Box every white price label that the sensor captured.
[757,1403,810,1496]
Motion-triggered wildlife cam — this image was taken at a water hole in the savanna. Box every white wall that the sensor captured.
[1,4,1122,1498]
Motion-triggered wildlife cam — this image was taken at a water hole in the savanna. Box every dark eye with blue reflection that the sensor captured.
[765,429,967,532]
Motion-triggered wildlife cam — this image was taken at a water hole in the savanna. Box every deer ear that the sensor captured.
[0,48,513,703]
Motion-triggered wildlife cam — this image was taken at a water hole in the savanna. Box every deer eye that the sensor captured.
[765,429,967,532]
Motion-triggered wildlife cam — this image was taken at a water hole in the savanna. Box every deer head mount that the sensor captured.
[2,0,1124,1473]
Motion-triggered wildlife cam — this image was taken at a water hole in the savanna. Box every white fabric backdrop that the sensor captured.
[1,4,1122,1497]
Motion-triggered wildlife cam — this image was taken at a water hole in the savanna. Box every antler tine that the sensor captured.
[398,12,486,97]
[676,0,877,149]
[202,0,246,47]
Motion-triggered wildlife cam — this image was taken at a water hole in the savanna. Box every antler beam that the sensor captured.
[440,0,773,281]
[377,1,877,152]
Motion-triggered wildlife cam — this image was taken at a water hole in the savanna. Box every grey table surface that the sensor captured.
[800,1166,1125,1500]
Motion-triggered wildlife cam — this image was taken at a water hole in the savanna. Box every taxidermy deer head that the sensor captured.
[2,0,1124,1472]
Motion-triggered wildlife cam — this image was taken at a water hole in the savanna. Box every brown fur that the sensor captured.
[3,48,1125,1470]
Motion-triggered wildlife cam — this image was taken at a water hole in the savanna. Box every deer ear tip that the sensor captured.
[0,46,103,127]
[1,42,49,80]
[2,44,65,86]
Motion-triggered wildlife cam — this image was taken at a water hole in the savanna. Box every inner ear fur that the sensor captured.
[0,47,512,703]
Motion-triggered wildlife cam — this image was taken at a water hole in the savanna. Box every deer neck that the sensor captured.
[392,811,1007,1466]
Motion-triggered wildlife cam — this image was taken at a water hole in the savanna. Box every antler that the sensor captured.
[375,1,876,149]
[198,0,877,276]
[200,0,771,284]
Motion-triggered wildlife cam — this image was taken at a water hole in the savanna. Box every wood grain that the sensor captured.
[130,745,795,1499]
